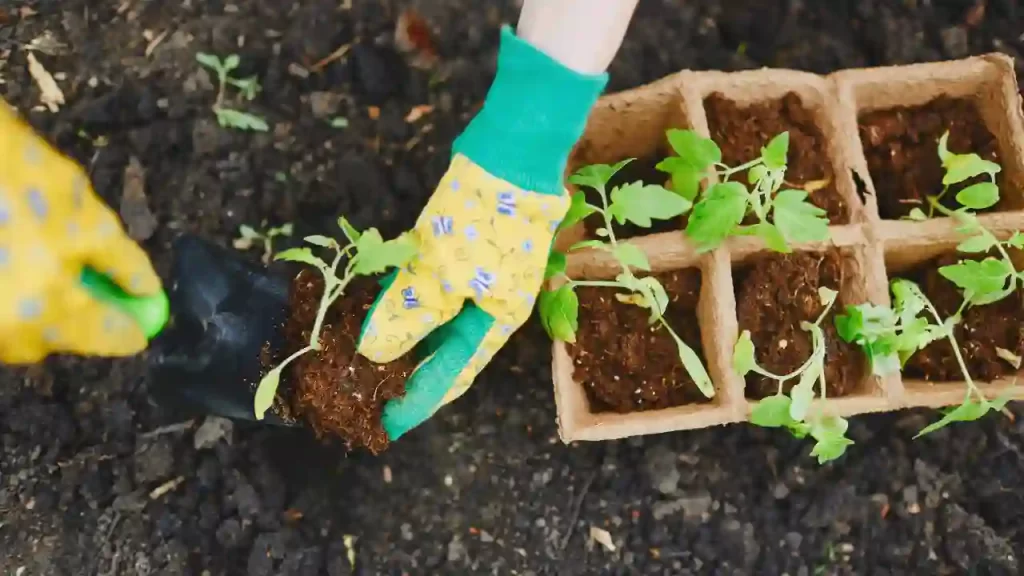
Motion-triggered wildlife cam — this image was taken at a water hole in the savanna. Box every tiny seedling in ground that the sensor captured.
[655,129,830,253]
[539,159,715,399]
[195,52,269,131]
[734,286,853,464]
[233,222,293,265]
[252,217,418,420]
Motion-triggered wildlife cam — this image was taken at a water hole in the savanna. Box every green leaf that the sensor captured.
[544,251,567,280]
[956,182,1000,210]
[748,164,769,185]
[214,108,269,131]
[612,243,651,271]
[1008,231,1024,249]
[756,222,790,253]
[275,247,325,268]
[665,129,721,171]
[907,208,928,221]
[937,131,952,164]
[337,216,362,243]
[789,363,819,422]
[818,287,838,307]
[239,224,260,239]
[596,228,610,238]
[568,159,633,190]
[223,54,241,70]
[559,191,600,232]
[569,240,607,252]
[669,167,702,202]
[254,366,282,420]
[761,132,790,170]
[956,232,997,254]
[538,285,579,343]
[685,181,749,251]
[772,188,830,244]
[608,182,692,228]
[352,231,419,276]
[669,331,714,398]
[943,153,1001,185]
[938,257,1013,304]
[303,234,336,248]
[834,303,901,376]
[750,395,795,427]
[330,117,349,128]
[196,52,222,71]
[637,277,669,319]
[733,330,758,376]
[809,416,854,464]
[915,398,994,438]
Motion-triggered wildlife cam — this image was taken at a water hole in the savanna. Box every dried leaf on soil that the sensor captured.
[26,52,64,112]
[589,526,616,552]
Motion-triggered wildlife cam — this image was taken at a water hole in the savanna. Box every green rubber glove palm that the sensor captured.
[355,26,607,439]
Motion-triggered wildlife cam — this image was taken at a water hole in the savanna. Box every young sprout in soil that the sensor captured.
[252,217,418,420]
[539,159,715,398]
[195,52,269,131]
[734,286,853,464]
[233,222,293,265]
[655,129,829,253]
[836,279,1013,437]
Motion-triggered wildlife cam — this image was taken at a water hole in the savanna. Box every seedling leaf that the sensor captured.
[538,285,578,343]
[733,330,757,376]
[196,52,222,70]
[809,415,853,464]
[612,243,650,271]
[275,247,324,268]
[337,216,361,243]
[915,398,993,437]
[943,153,1000,185]
[568,159,633,190]
[907,208,928,221]
[750,395,794,427]
[608,182,691,228]
[956,182,1000,210]
[669,330,714,398]
[756,222,789,253]
[569,240,606,252]
[559,191,599,232]
[685,181,748,251]
[761,132,790,170]
[215,108,269,131]
[956,233,997,254]
[254,366,281,420]
[789,363,818,422]
[772,188,829,244]
[223,54,241,70]
[938,257,1013,305]
[665,129,721,171]
[545,251,567,280]
[352,231,418,276]
[239,224,260,239]
[304,234,336,248]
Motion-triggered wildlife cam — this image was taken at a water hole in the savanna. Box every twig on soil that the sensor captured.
[139,419,195,439]
[149,476,185,499]
[308,43,351,73]
[559,470,596,552]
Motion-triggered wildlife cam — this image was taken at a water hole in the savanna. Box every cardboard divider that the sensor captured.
[552,53,1024,443]
[831,53,1024,215]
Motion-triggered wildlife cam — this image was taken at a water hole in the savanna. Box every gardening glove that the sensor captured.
[0,101,168,364]
[356,25,607,439]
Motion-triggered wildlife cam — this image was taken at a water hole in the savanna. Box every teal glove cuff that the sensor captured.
[451,25,608,196]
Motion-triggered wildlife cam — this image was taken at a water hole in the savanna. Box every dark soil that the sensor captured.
[282,269,413,455]
[705,92,850,224]
[4,1,1024,575]
[571,269,710,413]
[900,253,1024,383]
[859,96,1003,220]
[735,250,865,399]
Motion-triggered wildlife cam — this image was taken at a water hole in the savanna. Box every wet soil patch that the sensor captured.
[859,96,1002,220]
[570,268,710,412]
[282,269,414,454]
[704,92,849,224]
[899,253,1024,382]
[734,249,865,398]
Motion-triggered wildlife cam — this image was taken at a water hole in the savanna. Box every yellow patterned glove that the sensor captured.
[0,101,166,364]
[356,26,608,439]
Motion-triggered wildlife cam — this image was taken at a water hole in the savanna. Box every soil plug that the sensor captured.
[540,159,713,399]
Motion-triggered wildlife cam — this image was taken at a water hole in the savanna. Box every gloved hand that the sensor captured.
[356,25,607,439]
[0,101,167,364]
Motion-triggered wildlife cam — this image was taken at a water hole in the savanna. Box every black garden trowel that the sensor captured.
[145,234,299,426]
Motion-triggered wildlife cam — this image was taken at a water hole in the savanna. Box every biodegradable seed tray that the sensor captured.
[552,53,1024,442]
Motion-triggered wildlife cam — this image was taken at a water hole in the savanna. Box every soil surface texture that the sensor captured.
[736,250,865,399]
[4,1,1024,575]
[705,92,850,224]
[901,253,1024,383]
[284,270,413,455]
[859,96,1002,220]
[571,269,709,413]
